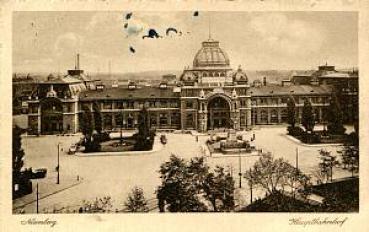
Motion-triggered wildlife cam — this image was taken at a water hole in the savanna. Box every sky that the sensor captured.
[13,11,358,74]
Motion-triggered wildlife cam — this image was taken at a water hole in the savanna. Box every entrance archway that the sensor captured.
[40,98,63,134]
[207,96,231,130]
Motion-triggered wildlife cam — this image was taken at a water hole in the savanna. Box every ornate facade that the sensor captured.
[27,38,356,135]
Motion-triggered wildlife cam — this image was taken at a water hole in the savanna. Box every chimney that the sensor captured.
[76,53,80,70]
[263,77,267,86]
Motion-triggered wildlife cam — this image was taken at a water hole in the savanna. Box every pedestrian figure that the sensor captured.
[77,175,79,181]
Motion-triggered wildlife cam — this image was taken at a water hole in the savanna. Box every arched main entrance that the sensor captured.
[207,96,231,130]
[40,98,63,134]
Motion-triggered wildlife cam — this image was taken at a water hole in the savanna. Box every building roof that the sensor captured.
[79,86,180,100]
[319,72,356,79]
[42,75,83,84]
[193,39,230,69]
[250,85,333,97]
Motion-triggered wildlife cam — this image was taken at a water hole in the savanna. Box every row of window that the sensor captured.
[252,96,329,106]
[182,88,249,97]
[100,112,181,127]
[251,108,324,123]
[81,101,180,110]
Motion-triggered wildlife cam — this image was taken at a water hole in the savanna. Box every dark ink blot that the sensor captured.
[124,23,128,29]
[126,12,133,20]
[193,11,199,17]
[142,29,161,39]
[129,46,135,53]
[166,27,178,36]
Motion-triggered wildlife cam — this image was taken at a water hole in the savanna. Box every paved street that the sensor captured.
[16,125,354,213]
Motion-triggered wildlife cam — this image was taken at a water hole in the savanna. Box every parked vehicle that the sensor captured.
[68,145,77,154]
[31,168,47,179]
[160,135,167,145]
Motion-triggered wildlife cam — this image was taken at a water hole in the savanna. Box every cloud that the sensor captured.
[249,13,325,57]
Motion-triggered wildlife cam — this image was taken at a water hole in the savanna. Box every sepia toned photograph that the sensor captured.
[12,11,359,214]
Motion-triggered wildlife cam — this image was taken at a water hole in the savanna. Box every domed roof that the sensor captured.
[180,71,198,82]
[193,39,230,68]
[233,65,248,82]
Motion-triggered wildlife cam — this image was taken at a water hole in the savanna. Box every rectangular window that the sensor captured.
[170,101,179,108]
[159,113,168,125]
[104,102,112,109]
[186,101,193,108]
[115,113,123,126]
[150,114,157,126]
[186,113,194,127]
[160,101,167,108]
[127,101,134,109]
[171,112,180,125]
[116,102,124,109]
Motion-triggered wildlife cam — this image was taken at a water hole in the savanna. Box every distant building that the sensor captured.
[292,63,358,122]
[25,38,357,135]
[162,74,177,85]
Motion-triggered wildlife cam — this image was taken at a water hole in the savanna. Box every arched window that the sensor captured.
[271,110,278,123]
[260,110,268,124]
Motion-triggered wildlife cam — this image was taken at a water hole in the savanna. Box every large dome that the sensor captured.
[193,39,230,68]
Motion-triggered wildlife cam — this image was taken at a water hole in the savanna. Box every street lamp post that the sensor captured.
[57,143,60,184]
[238,149,242,188]
[249,168,253,204]
[36,182,39,214]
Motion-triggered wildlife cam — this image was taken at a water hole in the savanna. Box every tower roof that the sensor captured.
[193,39,230,69]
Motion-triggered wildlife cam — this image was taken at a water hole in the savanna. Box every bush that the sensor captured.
[287,126,304,136]
[301,132,321,144]
[94,132,110,143]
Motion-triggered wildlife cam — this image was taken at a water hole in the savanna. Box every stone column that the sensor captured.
[168,112,172,128]
[112,113,116,129]
[156,112,160,128]
[180,100,186,130]
[37,104,41,134]
[246,109,252,129]
[74,101,79,133]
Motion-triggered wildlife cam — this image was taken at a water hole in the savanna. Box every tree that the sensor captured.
[92,102,102,134]
[134,107,154,151]
[80,105,97,152]
[80,105,93,138]
[203,166,235,212]
[157,155,207,212]
[124,187,149,212]
[318,149,339,183]
[157,155,235,212]
[188,157,209,193]
[326,95,346,135]
[79,196,113,213]
[287,97,296,128]
[244,153,309,195]
[13,125,32,199]
[13,125,25,177]
[301,98,315,133]
[341,146,359,177]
